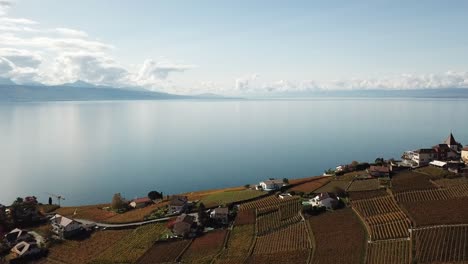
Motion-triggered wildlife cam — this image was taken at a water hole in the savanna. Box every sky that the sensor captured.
[1,0,468,95]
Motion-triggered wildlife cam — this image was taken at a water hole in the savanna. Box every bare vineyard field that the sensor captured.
[352,196,410,240]
[314,180,351,193]
[391,171,437,193]
[235,209,256,225]
[137,239,191,264]
[239,195,291,211]
[180,230,227,264]
[395,184,468,202]
[348,189,388,201]
[253,221,311,254]
[434,176,468,187]
[214,224,255,263]
[309,209,366,264]
[347,179,380,192]
[400,197,468,226]
[414,225,468,263]
[289,176,331,193]
[247,250,309,264]
[366,240,411,264]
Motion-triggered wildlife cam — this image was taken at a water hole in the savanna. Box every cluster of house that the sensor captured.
[401,132,468,173]
[306,192,340,210]
[168,207,229,238]
[255,179,288,191]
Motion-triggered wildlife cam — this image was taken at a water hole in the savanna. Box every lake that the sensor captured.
[1,98,467,206]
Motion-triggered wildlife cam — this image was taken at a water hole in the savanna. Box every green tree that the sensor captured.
[283,178,289,184]
[197,203,209,227]
[111,193,127,211]
[148,191,163,201]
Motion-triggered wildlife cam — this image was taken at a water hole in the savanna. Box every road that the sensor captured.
[75,213,198,229]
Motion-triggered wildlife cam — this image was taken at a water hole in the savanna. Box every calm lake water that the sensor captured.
[1,98,467,206]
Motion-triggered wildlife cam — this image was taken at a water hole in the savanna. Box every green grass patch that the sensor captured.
[199,189,264,207]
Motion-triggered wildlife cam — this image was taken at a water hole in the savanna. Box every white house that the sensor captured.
[259,179,285,191]
[462,146,468,164]
[310,193,339,210]
[50,214,83,239]
[403,149,436,166]
[210,207,229,224]
[429,160,447,168]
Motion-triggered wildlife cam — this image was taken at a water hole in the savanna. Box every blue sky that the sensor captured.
[1,0,468,94]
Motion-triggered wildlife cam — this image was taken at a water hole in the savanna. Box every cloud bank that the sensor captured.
[1,0,468,95]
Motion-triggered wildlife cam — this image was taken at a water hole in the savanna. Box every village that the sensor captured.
[0,132,468,263]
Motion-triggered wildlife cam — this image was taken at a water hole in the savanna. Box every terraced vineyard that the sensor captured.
[137,239,191,264]
[352,195,410,240]
[180,230,228,264]
[239,195,297,211]
[347,178,380,192]
[246,250,310,264]
[395,184,468,202]
[366,240,411,264]
[414,225,468,263]
[309,209,366,264]
[213,224,255,263]
[253,221,311,254]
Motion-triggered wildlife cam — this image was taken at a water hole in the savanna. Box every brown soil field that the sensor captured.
[104,202,168,224]
[214,224,255,263]
[414,225,468,263]
[180,230,228,264]
[434,176,468,187]
[239,195,295,211]
[400,197,468,226]
[348,189,388,200]
[46,230,131,264]
[313,180,351,194]
[55,204,117,222]
[288,175,326,185]
[391,171,437,193]
[235,209,256,225]
[92,223,171,263]
[137,239,191,264]
[366,240,411,264]
[247,250,310,264]
[253,222,311,254]
[289,177,331,193]
[309,208,366,264]
[347,179,380,192]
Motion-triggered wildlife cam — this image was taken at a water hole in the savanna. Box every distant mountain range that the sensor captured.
[2,77,468,101]
[0,79,230,102]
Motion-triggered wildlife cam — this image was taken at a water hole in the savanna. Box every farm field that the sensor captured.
[348,189,388,201]
[55,204,116,222]
[352,195,410,240]
[199,189,265,208]
[415,166,452,179]
[246,250,309,264]
[366,240,411,264]
[104,202,169,223]
[313,180,351,194]
[400,197,468,226]
[309,208,366,264]
[391,171,437,193]
[137,239,191,264]
[253,221,311,254]
[414,225,468,263]
[347,179,380,192]
[234,209,255,225]
[180,230,228,264]
[289,176,331,193]
[91,223,171,263]
[214,224,255,263]
[434,176,468,187]
[394,184,468,202]
[46,230,131,264]
[239,195,297,211]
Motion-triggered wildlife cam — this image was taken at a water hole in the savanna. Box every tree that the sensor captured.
[283,178,289,184]
[148,191,163,201]
[111,193,127,211]
[375,157,385,165]
[197,203,209,227]
[48,197,53,205]
[244,184,250,189]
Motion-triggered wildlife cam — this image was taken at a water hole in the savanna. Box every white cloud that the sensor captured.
[54,27,88,38]
[0,0,11,16]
